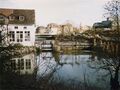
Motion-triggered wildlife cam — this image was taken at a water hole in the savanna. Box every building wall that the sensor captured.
[8,24,35,46]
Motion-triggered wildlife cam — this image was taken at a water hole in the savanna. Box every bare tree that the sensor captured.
[0,18,9,47]
[104,0,120,34]
[88,51,120,90]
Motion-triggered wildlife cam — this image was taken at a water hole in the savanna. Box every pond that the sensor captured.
[0,50,120,90]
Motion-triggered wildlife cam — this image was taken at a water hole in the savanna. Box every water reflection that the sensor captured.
[36,51,108,90]
[0,50,120,90]
[88,51,120,90]
[37,52,58,77]
[10,54,36,74]
[0,53,37,90]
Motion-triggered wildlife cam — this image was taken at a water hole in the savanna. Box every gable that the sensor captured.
[0,8,35,25]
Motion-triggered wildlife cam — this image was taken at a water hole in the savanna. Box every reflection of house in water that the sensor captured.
[10,53,36,74]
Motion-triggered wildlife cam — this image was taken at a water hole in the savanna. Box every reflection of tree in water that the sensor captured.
[36,51,103,90]
[0,54,37,90]
[37,52,60,78]
[0,51,108,90]
[88,51,120,90]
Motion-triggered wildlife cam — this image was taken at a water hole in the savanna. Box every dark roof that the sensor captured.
[102,20,112,27]
[93,20,112,29]
[93,22,103,28]
[0,8,35,25]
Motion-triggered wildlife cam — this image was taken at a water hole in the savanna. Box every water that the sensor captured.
[0,50,120,90]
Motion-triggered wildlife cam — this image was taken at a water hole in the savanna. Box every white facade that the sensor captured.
[8,24,35,46]
[0,8,35,46]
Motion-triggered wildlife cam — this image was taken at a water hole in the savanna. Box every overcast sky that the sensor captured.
[0,0,110,26]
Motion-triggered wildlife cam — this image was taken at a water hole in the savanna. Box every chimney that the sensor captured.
[107,17,109,21]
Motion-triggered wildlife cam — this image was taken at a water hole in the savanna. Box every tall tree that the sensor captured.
[104,0,120,34]
[0,18,9,46]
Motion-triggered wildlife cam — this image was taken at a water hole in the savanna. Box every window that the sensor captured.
[11,60,16,70]
[25,31,30,41]
[9,31,15,41]
[0,31,1,43]
[16,31,23,42]
[18,59,24,70]
[9,16,15,21]
[26,59,31,69]
[19,16,25,21]
[9,31,15,42]
[24,27,27,29]
[14,26,18,29]
[0,15,4,21]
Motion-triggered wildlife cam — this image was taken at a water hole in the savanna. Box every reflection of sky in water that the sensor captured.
[37,52,57,77]
[36,51,110,89]
[2,51,120,90]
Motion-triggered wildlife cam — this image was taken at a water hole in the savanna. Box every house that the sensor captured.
[35,23,60,48]
[93,18,112,30]
[0,8,35,46]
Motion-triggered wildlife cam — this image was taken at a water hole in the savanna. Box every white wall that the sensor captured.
[8,24,35,46]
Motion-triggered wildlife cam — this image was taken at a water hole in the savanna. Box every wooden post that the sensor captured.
[113,43,115,55]
[93,38,96,47]
[102,41,105,50]
[107,42,109,53]
[115,44,118,56]
[100,40,103,47]
[110,42,112,53]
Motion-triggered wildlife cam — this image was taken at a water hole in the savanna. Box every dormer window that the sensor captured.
[9,16,15,21]
[0,15,4,21]
[14,26,18,29]
[24,27,27,29]
[19,16,25,21]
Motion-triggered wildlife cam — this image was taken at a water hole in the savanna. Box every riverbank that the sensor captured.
[0,44,36,57]
[1,47,119,90]
[53,40,93,52]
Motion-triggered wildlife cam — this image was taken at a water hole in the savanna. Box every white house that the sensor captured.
[0,8,35,46]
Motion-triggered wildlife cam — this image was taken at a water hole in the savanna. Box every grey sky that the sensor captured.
[0,0,110,26]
